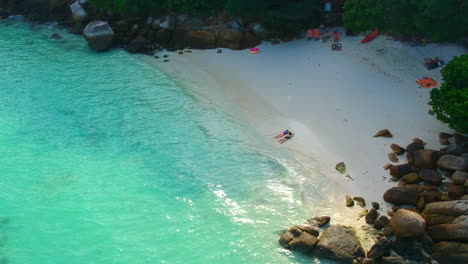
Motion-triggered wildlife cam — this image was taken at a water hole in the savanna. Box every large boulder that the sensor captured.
[428,222,468,242]
[432,241,468,264]
[383,187,419,205]
[390,209,426,237]
[406,141,425,153]
[83,21,114,51]
[279,225,319,251]
[422,200,468,216]
[126,35,148,53]
[367,237,392,259]
[453,171,468,185]
[437,155,468,171]
[419,170,442,185]
[315,225,365,264]
[365,208,379,224]
[389,164,415,178]
[449,183,466,199]
[70,1,86,22]
[306,216,330,227]
[413,149,438,170]
[374,129,392,138]
[454,133,468,146]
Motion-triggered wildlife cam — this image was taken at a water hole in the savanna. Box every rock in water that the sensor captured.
[279,225,319,251]
[374,129,392,138]
[83,21,114,52]
[390,209,426,238]
[336,162,346,174]
[70,1,87,22]
[50,33,62,40]
[390,144,406,155]
[306,216,330,227]
[437,155,468,171]
[383,187,419,205]
[345,196,354,207]
[315,225,365,264]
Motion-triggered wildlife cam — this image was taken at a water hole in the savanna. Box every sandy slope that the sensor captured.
[151,33,466,223]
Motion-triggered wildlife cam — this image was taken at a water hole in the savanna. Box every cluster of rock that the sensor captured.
[279,216,367,264]
[376,131,468,264]
[282,131,467,263]
[69,1,265,53]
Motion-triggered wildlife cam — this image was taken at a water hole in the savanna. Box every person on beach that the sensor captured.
[278,132,294,144]
[274,129,290,139]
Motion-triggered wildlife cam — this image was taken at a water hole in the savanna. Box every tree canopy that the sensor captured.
[429,55,468,132]
[343,0,468,42]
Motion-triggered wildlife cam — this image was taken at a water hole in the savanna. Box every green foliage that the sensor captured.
[343,0,468,42]
[225,0,268,20]
[429,55,468,132]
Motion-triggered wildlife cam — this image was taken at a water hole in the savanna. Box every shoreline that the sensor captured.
[151,34,466,221]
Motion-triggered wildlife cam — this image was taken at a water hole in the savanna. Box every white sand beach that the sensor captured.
[152,32,466,227]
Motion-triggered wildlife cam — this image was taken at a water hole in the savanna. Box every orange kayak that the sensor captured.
[361,29,379,43]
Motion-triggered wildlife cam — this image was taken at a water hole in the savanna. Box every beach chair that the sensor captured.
[313,29,320,40]
[333,31,340,42]
[416,77,438,88]
[307,29,313,40]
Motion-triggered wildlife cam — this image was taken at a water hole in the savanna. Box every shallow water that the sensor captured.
[0,20,338,264]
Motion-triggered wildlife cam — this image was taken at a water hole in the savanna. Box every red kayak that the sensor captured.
[361,29,379,44]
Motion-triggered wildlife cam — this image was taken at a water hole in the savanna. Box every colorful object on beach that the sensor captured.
[361,29,379,44]
[307,29,320,40]
[249,48,259,54]
[424,57,444,70]
[416,77,438,88]
[333,31,340,42]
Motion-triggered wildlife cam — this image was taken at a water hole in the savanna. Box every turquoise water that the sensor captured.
[0,20,332,264]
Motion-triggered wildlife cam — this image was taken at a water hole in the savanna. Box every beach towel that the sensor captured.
[416,77,438,88]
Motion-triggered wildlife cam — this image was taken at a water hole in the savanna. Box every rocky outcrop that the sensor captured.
[383,187,419,205]
[428,222,468,242]
[423,200,468,217]
[390,209,426,237]
[83,21,114,51]
[413,149,438,170]
[184,30,217,49]
[306,216,330,227]
[315,225,365,264]
[367,237,392,259]
[419,170,442,185]
[279,225,319,251]
[437,155,468,171]
[432,241,468,264]
[453,171,468,185]
[70,1,86,22]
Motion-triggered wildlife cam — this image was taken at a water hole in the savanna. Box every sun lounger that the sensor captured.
[332,43,342,51]
[416,77,438,88]
[307,29,313,40]
[313,29,320,40]
[333,32,340,42]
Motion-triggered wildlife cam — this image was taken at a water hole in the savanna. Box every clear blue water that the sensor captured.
[0,20,332,264]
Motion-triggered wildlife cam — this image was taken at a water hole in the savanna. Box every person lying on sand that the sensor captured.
[278,132,294,144]
[274,129,290,139]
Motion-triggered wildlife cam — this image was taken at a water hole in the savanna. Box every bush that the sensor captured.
[429,54,468,132]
